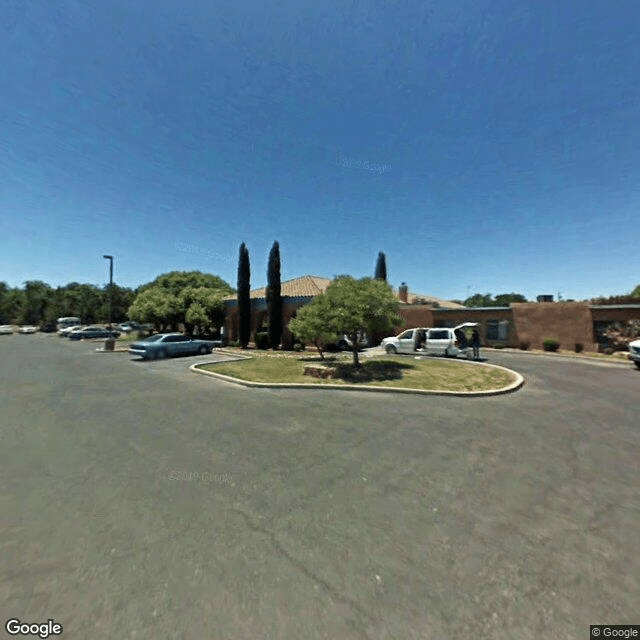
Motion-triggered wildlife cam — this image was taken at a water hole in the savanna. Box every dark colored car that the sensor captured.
[129,333,218,359]
[68,326,121,340]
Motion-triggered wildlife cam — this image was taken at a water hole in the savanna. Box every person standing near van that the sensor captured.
[471,329,481,360]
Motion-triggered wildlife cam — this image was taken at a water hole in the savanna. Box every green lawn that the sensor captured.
[199,354,516,392]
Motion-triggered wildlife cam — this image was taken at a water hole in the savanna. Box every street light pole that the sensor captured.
[103,255,113,329]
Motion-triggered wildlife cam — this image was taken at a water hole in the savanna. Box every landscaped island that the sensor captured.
[197,353,518,393]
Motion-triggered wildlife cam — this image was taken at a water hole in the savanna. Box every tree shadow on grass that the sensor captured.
[334,360,414,383]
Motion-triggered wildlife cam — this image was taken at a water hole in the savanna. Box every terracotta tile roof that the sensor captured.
[223,275,462,308]
[398,291,464,309]
[222,275,332,301]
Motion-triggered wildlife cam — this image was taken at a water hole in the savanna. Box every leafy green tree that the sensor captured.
[266,241,282,349]
[128,288,181,331]
[0,282,12,324]
[374,252,387,281]
[237,244,251,348]
[463,293,495,307]
[493,293,527,306]
[179,287,226,335]
[97,284,135,324]
[3,289,24,324]
[129,271,233,332]
[288,296,338,360]
[323,276,403,367]
[631,284,640,298]
[20,281,52,325]
[138,271,232,296]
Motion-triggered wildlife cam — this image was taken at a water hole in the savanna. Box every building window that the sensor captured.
[486,320,509,341]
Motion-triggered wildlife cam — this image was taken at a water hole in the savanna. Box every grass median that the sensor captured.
[199,354,517,392]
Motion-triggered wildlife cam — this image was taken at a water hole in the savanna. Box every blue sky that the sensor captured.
[1,0,638,301]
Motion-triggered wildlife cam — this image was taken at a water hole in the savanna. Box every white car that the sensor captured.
[0,325,14,335]
[19,325,38,334]
[628,339,640,369]
[58,325,82,337]
[382,323,478,357]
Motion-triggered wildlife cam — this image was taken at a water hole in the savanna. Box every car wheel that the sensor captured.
[157,349,167,359]
[198,345,207,355]
[385,344,397,354]
[635,361,640,370]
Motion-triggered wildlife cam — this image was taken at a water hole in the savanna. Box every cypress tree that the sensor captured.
[374,252,387,281]
[266,241,282,349]
[237,243,251,348]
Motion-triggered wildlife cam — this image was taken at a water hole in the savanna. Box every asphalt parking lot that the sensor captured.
[1,334,638,639]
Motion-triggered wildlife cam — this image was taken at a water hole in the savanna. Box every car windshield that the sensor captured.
[141,335,163,343]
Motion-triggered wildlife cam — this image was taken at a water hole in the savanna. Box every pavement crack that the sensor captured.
[231,507,378,640]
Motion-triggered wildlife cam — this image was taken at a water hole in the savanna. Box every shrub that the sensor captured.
[254,332,270,350]
[543,338,560,352]
[574,342,584,353]
[519,341,530,350]
[293,342,305,352]
[228,340,240,348]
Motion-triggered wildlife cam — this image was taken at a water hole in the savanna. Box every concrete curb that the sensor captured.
[190,354,525,397]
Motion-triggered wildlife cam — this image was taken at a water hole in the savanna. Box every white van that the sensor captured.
[381,323,478,357]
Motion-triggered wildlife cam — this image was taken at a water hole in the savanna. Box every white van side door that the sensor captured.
[395,329,415,353]
[426,328,452,355]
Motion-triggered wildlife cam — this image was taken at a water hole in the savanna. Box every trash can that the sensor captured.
[104,337,116,351]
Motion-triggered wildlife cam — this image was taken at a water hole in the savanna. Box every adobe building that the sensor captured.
[397,300,640,352]
[223,275,640,352]
[222,276,461,348]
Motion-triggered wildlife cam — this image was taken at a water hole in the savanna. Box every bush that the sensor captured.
[254,332,270,350]
[519,341,530,350]
[293,342,305,352]
[574,342,584,353]
[543,338,560,352]
[228,340,240,348]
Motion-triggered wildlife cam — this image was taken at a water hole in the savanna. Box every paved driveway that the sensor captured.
[1,335,638,639]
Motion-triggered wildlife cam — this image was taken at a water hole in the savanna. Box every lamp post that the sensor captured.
[103,255,114,351]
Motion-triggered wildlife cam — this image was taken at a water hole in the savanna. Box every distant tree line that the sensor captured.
[0,271,235,335]
[458,293,528,307]
[0,280,135,326]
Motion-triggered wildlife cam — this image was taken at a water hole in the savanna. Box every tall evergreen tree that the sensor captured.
[374,252,387,281]
[266,241,282,349]
[237,243,251,348]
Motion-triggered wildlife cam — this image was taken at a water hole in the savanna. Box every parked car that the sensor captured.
[68,326,121,340]
[381,323,478,357]
[56,317,81,332]
[18,326,38,334]
[129,333,215,359]
[39,322,57,333]
[117,321,142,333]
[337,332,369,351]
[58,325,82,337]
[628,339,640,369]
[0,325,14,335]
